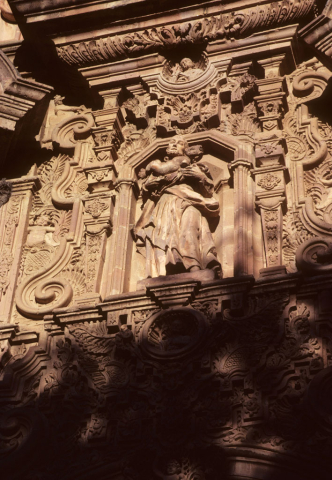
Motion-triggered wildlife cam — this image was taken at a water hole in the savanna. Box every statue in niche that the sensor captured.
[165,58,204,83]
[134,136,221,278]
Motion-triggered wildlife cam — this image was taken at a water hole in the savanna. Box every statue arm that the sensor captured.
[146,159,165,175]
[181,164,215,197]
[146,158,184,175]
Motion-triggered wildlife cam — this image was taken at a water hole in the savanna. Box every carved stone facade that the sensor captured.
[1,1,332,479]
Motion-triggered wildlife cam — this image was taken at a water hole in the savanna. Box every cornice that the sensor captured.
[53,0,315,68]
[8,1,285,27]
[298,12,332,70]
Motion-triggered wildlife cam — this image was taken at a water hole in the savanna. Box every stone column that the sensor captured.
[253,139,287,273]
[229,156,253,277]
[253,56,289,275]
[108,167,138,295]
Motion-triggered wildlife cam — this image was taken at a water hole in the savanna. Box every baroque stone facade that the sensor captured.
[1,1,332,479]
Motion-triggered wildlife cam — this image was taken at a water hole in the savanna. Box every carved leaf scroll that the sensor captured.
[57,1,315,67]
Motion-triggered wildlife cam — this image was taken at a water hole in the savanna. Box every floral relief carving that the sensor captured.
[283,212,314,273]
[303,157,332,223]
[15,151,88,318]
[132,308,159,339]
[318,120,332,156]
[117,123,156,164]
[259,141,280,156]
[88,169,109,182]
[64,171,88,199]
[263,210,280,266]
[32,155,68,211]
[258,100,282,117]
[122,94,157,128]
[93,129,121,150]
[85,198,108,218]
[140,308,207,358]
[147,311,197,351]
[86,234,103,292]
[258,173,281,190]
[223,103,260,137]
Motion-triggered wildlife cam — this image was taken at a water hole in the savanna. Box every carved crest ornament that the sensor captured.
[2,0,332,479]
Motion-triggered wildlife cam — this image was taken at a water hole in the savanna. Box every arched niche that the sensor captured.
[122,130,258,290]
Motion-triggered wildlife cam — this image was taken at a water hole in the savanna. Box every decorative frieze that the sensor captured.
[55,1,316,67]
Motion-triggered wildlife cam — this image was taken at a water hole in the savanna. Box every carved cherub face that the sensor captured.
[180,58,194,71]
[35,214,51,226]
[166,136,188,157]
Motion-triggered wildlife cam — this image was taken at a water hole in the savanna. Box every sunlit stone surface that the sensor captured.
[1,1,332,479]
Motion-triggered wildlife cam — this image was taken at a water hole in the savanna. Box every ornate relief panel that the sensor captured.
[2,2,332,479]
[7,41,332,321]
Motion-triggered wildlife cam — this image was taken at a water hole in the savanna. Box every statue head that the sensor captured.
[35,214,51,227]
[54,95,65,106]
[180,58,195,71]
[185,144,204,163]
[166,135,188,157]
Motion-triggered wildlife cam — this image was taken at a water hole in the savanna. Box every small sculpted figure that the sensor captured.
[168,58,203,83]
[134,135,221,278]
[146,136,191,178]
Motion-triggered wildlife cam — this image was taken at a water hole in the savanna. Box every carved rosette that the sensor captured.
[139,308,207,360]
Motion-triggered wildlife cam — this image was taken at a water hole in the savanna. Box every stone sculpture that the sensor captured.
[134,136,221,277]
[166,58,204,82]
[2,1,332,479]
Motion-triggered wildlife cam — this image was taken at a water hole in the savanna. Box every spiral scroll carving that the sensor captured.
[293,71,331,102]
[52,113,94,150]
[0,407,46,476]
[16,239,74,319]
[296,237,332,274]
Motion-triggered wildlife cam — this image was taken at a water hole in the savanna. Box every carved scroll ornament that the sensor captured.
[16,192,84,319]
[140,308,207,359]
[293,69,332,103]
[52,113,94,150]
[296,237,332,274]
